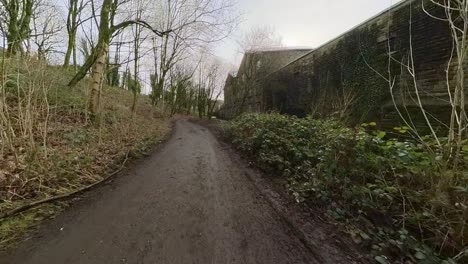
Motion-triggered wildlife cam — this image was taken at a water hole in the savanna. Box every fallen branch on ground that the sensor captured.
[0,150,130,220]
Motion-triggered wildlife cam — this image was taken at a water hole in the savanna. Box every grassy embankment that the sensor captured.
[0,58,171,249]
[226,113,467,264]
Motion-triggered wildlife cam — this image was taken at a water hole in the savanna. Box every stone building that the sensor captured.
[220,0,467,130]
[220,48,311,119]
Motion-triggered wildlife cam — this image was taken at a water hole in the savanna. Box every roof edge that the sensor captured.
[261,0,414,79]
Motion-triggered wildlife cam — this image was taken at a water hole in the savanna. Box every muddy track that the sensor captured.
[2,120,360,264]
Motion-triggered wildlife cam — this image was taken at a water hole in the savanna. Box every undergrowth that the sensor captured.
[226,113,468,264]
[0,58,171,249]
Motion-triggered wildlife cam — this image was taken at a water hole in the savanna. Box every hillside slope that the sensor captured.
[0,58,171,248]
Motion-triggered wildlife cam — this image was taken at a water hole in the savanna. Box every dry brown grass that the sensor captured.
[0,58,171,249]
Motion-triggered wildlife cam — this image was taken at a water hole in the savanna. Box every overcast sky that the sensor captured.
[216,0,403,65]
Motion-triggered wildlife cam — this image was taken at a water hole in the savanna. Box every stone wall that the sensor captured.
[221,0,466,131]
[220,48,311,119]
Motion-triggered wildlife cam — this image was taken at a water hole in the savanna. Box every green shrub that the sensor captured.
[227,113,468,263]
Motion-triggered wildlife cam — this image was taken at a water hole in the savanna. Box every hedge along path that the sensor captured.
[0,150,130,220]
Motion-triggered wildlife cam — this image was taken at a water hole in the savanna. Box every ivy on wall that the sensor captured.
[303,25,390,124]
[233,0,454,129]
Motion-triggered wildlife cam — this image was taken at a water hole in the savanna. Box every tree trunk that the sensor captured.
[88,42,109,116]
[5,0,20,55]
[68,49,98,87]
[131,92,137,114]
[64,31,76,66]
[70,0,112,119]
[64,0,80,67]
[132,28,140,114]
[72,43,77,68]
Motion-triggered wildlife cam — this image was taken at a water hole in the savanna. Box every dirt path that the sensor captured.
[2,120,352,264]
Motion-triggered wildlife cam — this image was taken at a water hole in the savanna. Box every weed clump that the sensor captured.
[227,113,467,263]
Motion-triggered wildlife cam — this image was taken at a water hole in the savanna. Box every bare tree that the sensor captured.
[29,0,63,60]
[149,0,238,107]
[201,59,224,117]
[0,0,35,55]
[67,0,170,116]
[365,1,468,168]
[106,34,122,87]
[66,0,237,118]
[130,0,144,114]
[234,25,283,114]
[422,0,468,167]
[188,55,227,118]
[64,0,91,67]
[167,65,195,115]
[237,25,283,53]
